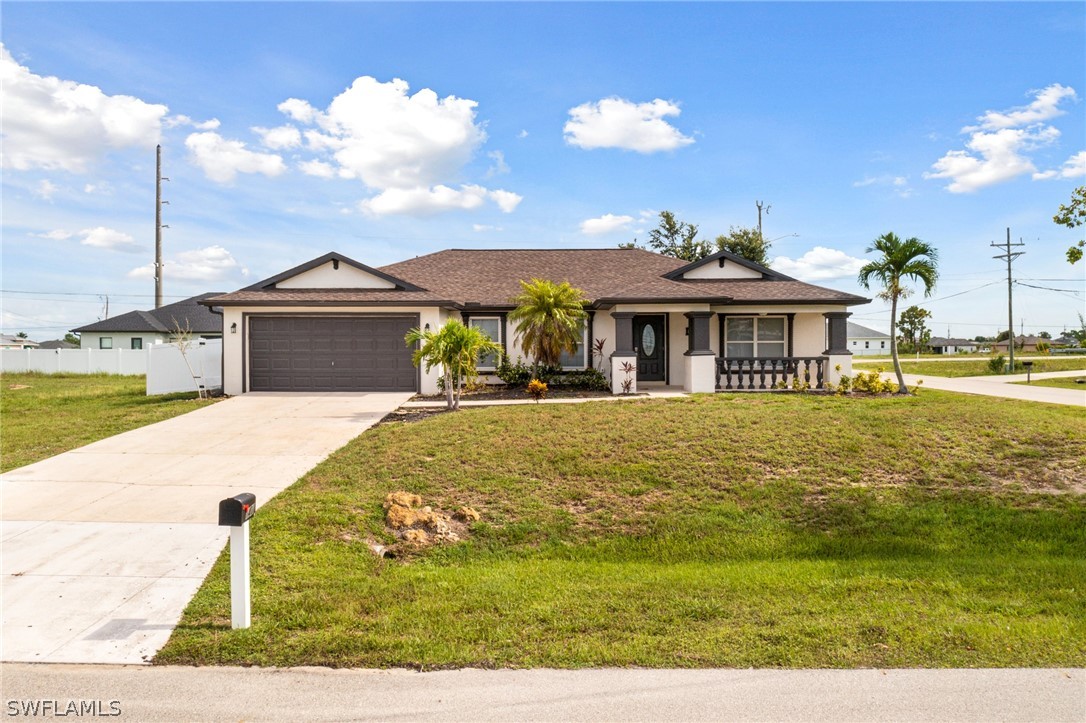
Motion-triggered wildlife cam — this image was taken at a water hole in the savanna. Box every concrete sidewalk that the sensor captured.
[1,392,410,665]
[1,665,1082,722]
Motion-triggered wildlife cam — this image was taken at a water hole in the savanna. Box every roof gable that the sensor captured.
[72,293,224,334]
[245,252,422,291]
[662,250,794,282]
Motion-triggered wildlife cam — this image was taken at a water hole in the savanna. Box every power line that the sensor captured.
[1,289,190,299]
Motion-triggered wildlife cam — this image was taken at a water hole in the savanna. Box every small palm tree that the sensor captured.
[857,232,939,394]
[507,279,589,368]
[405,320,501,410]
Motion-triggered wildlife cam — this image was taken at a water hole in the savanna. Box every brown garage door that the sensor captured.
[249,316,417,392]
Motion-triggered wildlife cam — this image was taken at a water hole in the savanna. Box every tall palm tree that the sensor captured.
[508,279,589,369]
[405,320,501,410]
[857,232,939,394]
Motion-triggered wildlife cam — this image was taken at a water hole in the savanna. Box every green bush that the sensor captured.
[558,368,609,391]
[495,358,608,390]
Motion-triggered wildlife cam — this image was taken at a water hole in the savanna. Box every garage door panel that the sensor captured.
[249,316,416,392]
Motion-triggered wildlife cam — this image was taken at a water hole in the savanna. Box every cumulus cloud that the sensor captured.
[78,226,141,252]
[1033,150,1086,181]
[485,150,509,177]
[165,114,220,130]
[184,132,286,184]
[925,85,1080,193]
[253,124,302,150]
[359,184,521,216]
[33,179,58,200]
[0,44,168,173]
[853,174,913,198]
[564,97,694,153]
[36,229,72,241]
[771,247,866,281]
[580,213,635,235]
[298,159,336,178]
[128,245,248,281]
[281,76,518,215]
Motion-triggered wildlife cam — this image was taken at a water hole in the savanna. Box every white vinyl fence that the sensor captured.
[1,348,148,375]
[146,339,222,396]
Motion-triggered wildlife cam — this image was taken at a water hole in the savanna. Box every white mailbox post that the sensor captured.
[218,493,256,629]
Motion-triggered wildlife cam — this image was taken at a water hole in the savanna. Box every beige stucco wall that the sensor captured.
[79,332,170,350]
[682,261,762,280]
[275,262,397,289]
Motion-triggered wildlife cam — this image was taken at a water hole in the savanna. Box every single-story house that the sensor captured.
[72,293,224,350]
[992,335,1041,353]
[928,337,978,354]
[37,339,78,349]
[203,249,869,396]
[0,335,39,349]
[846,322,890,356]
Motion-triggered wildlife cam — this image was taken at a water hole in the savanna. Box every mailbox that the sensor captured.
[219,493,256,526]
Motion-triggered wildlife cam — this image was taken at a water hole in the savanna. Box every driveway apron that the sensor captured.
[1,392,410,664]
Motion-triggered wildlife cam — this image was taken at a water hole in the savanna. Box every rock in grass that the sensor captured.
[454,506,481,522]
[384,491,422,509]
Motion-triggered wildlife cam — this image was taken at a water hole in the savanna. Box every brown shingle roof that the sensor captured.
[206,248,868,308]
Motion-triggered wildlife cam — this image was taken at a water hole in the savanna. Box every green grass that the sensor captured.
[1,372,216,471]
[854,357,1086,378]
[158,392,1086,669]
[1013,377,1086,390]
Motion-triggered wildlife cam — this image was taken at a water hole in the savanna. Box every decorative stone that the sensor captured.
[403,529,428,544]
[455,506,481,522]
[384,491,422,509]
[385,504,417,529]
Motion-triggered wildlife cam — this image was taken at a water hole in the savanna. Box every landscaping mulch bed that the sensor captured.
[409,387,618,402]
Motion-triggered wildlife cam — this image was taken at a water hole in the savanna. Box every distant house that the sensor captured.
[37,339,78,349]
[992,335,1041,353]
[928,337,978,355]
[847,322,890,356]
[1052,334,1080,348]
[0,334,39,349]
[71,293,224,350]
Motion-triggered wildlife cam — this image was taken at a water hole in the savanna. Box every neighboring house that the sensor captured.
[928,337,978,355]
[37,339,78,349]
[992,335,1041,353]
[846,322,890,356]
[71,293,224,350]
[204,249,869,396]
[1051,334,1079,348]
[0,335,39,349]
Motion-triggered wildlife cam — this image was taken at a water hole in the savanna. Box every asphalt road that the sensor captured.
[2,665,1083,722]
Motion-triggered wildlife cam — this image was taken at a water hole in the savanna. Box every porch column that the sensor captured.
[683,311,716,393]
[823,311,852,385]
[610,312,637,395]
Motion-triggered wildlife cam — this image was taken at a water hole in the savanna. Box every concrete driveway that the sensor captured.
[1,392,411,665]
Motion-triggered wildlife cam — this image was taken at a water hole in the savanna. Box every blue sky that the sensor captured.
[3,2,1083,341]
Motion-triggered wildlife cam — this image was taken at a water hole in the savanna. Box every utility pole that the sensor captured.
[756,200,770,241]
[991,228,1024,374]
[154,145,170,309]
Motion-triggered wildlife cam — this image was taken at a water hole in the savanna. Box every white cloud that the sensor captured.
[78,226,141,252]
[1033,150,1086,180]
[282,76,518,216]
[165,114,220,131]
[0,44,168,173]
[925,126,1059,193]
[517,130,529,139]
[359,184,521,216]
[564,97,694,153]
[580,213,635,235]
[485,150,509,177]
[184,132,287,184]
[128,245,248,281]
[253,124,302,150]
[36,229,72,241]
[33,179,58,200]
[925,85,1077,193]
[771,247,866,281]
[298,159,336,178]
[83,181,113,195]
[967,84,1077,131]
[473,224,503,232]
[853,174,913,198]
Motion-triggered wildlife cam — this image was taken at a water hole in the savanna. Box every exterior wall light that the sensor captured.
[230,322,237,334]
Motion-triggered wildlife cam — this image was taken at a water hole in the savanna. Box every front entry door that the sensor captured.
[633,315,665,381]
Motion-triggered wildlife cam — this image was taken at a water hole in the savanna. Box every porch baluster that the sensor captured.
[758,360,767,389]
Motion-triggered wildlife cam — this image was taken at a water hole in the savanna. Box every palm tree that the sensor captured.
[857,232,939,394]
[405,320,501,410]
[508,279,589,369]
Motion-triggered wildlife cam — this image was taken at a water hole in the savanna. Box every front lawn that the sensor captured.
[854,357,1086,378]
[1,372,216,472]
[1014,377,1086,390]
[158,392,1086,669]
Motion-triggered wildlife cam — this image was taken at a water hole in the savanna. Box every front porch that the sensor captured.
[606,309,853,394]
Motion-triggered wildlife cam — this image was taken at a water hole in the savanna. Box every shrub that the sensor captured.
[988,355,1006,374]
[852,369,897,394]
[526,378,548,402]
[559,368,609,391]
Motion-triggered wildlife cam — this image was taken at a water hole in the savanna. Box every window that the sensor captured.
[881,341,886,349]
[724,317,786,358]
[865,341,870,349]
[99,337,113,349]
[131,338,143,350]
[559,318,588,369]
[469,317,502,369]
